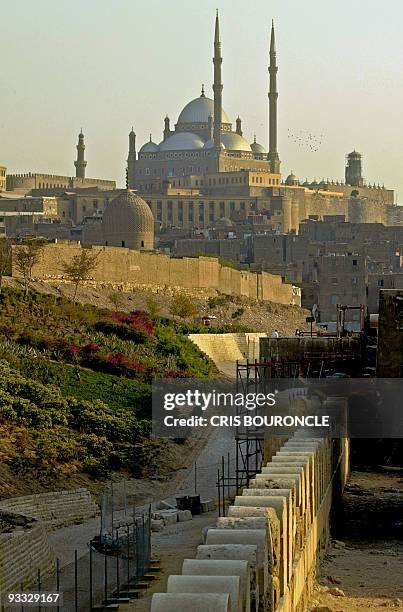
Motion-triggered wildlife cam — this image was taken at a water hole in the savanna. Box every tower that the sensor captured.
[268,21,280,174]
[236,116,243,136]
[74,130,87,179]
[163,116,171,141]
[212,10,223,151]
[345,150,363,187]
[127,127,136,189]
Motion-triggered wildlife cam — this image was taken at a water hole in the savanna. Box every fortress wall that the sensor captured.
[17,243,299,306]
[347,199,386,224]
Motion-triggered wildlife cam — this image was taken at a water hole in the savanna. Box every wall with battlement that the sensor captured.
[0,488,99,530]
[6,172,116,193]
[11,242,301,306]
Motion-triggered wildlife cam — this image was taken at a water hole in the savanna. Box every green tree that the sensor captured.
[109,290,124,309]
[146,297,161,319]
[14,239,45,295]
[62,249,98,302]
[169,293,197,320]
[0,238,12,294]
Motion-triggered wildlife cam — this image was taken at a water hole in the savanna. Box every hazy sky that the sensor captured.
[1,0,402,198]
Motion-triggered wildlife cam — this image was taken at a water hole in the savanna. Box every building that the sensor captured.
[127,15,281,193]
[6,132,116,195]
[0,166,6,192]
[102,190,154,250]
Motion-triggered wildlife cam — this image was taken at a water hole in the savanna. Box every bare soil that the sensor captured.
[310,471,403,611]
[4,276,311,336]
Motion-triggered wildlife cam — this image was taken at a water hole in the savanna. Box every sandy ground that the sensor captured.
[309,470,403,611]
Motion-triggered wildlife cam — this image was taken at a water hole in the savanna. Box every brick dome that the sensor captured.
[102,190,154,250]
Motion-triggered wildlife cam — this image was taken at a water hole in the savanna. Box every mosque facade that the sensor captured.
[127,14,281,193]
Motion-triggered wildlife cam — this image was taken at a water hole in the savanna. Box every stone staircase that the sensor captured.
[188,333,268,375]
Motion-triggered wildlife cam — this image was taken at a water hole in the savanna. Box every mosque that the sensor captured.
[127,13,281,193]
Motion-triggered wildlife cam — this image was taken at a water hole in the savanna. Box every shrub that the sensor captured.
[170,294,197,319]
[207,295,229,309]
[232,307,245,319]
[94,319,150,344]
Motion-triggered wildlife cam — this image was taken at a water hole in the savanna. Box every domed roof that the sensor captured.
[102,190,154,251]
[251,136,266,155]
[177,95,230,124]
[285,172,299,186]
[203,139,226,150]
[139,136,159,153]
[221,132,252,152]
[159,132,205,151]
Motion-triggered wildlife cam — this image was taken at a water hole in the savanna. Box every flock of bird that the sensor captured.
[287,128,324,153]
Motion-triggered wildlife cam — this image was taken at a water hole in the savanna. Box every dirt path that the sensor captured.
[310,470,403,611]
[121,511,218,612]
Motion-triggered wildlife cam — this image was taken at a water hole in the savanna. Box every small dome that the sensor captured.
[177,95,230,124]
[102,190,154,251]
[251,140,266,155]
[285,172,299,186]
[221,132,252,152]
[139,139,159,153]
[159,132,205,151]
[204,139,226,150]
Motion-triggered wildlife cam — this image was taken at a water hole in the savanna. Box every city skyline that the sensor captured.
[1,0,402,199]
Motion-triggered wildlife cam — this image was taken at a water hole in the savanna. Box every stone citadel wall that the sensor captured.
[12,243,301,306]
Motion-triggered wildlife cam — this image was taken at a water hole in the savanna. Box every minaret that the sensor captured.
[212,10,223,151]
[127,127,136,189]
[74,130,87,179]
[163,116,171,141]
[268,20,280,174]
[236,116,243,136]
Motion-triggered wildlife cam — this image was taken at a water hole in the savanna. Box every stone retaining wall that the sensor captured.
[0,488,99,530]
[0,512,55,594]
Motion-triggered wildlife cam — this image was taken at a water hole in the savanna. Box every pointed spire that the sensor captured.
[270,19,276,54]
[149,133,152,142]
[215,9,220,43]
[213,9,223,151]
[268,18,280,173]
[254,134,257,143]
[201,83,205,97]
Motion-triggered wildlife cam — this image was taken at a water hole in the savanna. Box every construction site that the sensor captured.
[1,289,401,612]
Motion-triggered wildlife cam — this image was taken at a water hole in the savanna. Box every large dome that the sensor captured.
[102,190,154,251]
[159,132,205,151]
[177,95,230,124]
